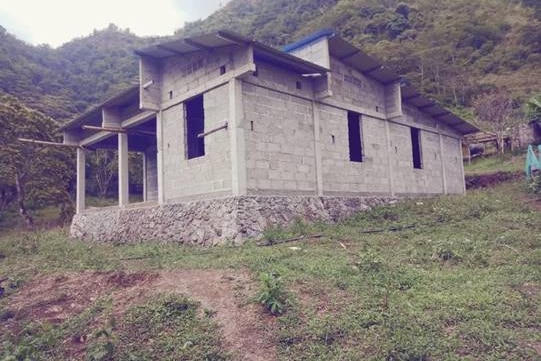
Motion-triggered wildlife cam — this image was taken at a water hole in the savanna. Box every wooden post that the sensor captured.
[118,133,129,207]
[76,148,86,214]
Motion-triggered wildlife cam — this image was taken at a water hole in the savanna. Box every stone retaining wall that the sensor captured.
[70,196,396,246]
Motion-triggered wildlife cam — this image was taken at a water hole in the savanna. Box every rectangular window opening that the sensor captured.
[411,127,422,169]
[347,111,363,162]
[185,95,205,159]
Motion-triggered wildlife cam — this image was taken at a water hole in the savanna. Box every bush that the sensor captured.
[527,174,541,194]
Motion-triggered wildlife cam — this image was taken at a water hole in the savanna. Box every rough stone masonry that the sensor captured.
[70,195,396,246]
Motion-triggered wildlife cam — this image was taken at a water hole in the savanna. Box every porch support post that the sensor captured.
[76,147,86,214]
[118,133,129,207]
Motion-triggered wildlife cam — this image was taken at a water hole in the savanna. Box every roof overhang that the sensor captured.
[284,31,478,135]
[59,85,140,132]
[135,30,329,76]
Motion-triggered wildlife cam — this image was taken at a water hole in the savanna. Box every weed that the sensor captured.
[85,318,116,361]
[527,174,541,194]
[254,272,290,315]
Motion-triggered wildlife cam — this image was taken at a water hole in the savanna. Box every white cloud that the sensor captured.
[0,0,187,47]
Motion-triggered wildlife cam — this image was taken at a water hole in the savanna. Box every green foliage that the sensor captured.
[0,95,74,227]
[1,179,540,359]
[526,93,541,120]
[115,295,228,360]
[254,272,290,315]
[526,174,541,193]
[85,319,116,361]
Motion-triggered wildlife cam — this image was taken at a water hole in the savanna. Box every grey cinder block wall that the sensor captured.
[67,30,475,245]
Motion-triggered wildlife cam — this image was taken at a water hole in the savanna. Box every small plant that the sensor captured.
[357,249,384,272]
[527,174,541,194]
[85,318,116,361]
[253,272,290,315]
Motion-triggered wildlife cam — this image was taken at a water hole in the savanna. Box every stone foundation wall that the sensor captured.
[71,196,396,246]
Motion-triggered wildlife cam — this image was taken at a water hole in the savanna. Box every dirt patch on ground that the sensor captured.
[465,171,522,189]
[2,270,277,361]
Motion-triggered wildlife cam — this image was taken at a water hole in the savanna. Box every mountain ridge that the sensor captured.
[0,0,540,123]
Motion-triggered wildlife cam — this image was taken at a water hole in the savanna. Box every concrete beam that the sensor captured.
[162,62,256,112]
[76,148,86,214]
[118,133,129,207]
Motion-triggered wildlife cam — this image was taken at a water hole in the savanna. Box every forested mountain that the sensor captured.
[0,0,540,123]
[181,0,541,110]
[0,24,157,121]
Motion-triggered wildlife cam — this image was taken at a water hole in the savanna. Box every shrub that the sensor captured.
[527,174,541,194]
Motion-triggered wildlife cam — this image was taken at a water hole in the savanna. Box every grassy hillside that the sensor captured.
[1,179,540,360]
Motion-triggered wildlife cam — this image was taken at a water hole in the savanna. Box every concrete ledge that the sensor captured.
[70,195,397,246]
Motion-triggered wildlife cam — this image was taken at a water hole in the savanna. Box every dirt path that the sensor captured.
[3,270,277,361]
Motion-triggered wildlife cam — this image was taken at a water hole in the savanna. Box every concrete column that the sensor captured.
[118,133,129,207]
[312,101,323,196]
[76,148,85,214]
[156,111,165,204]
[459,139,467,193]
[229,78,247,196]
[142,152,147,202]
[438,125,448,194]
[384,120,395,197]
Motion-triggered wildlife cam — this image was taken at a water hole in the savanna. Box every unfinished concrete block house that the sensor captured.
[61,29,477,245]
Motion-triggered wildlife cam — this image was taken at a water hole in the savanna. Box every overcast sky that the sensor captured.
[0,0,228,47]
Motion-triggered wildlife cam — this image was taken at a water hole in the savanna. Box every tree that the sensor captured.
[88,150,117,199]
[526,93,541,121]
[0,95,74,227]
[473,90,521,155]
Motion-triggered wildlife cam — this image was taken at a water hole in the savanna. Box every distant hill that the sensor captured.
[0,24,158,121]
[0,0,540,122]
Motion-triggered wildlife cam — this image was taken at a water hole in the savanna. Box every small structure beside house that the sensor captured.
[61,29,477,245]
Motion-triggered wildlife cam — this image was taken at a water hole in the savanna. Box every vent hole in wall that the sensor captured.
[250,121,254,131]
[376,106,379,112]
[296,81,302,90]
[169,91,173,100]
[220,65,226,75]
[395,146,398,153]
[331,135,335,144]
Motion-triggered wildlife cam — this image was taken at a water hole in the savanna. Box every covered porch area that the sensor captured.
[60,86,160,213]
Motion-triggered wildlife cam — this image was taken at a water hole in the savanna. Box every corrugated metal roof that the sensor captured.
[136,30,329,75]
[285,31,478,135]
[60,85,139,131]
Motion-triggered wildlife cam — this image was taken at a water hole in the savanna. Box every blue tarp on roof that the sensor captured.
[283,29,334,52]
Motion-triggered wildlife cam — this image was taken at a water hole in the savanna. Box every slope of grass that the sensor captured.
[464,153,525,175]
[1,181,540,360]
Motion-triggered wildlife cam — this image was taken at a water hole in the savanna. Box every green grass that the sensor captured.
[464,153,525,175]
[1,295,227,361]
[1,181,540,360]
